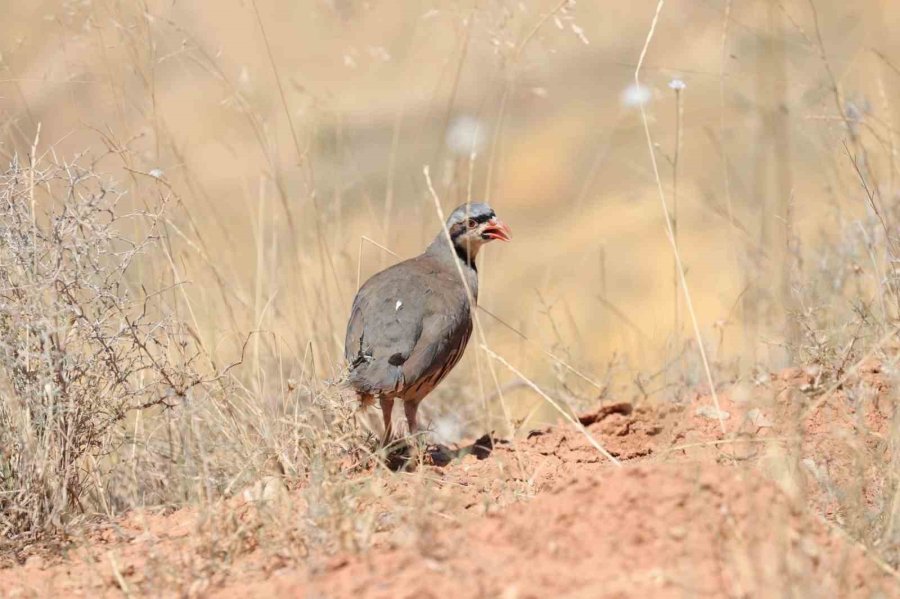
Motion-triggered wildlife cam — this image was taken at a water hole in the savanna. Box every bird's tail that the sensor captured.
[346,360,402,399]
[326,365,377,409]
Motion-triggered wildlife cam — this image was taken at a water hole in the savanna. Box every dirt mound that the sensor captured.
[2,370,898,597]
[281,464,892,599]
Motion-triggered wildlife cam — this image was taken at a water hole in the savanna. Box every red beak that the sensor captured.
[483,218,512,241]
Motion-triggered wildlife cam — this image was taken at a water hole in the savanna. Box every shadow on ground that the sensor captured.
[383,433,501,471]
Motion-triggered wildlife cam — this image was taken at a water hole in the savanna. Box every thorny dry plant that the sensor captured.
[0,154,217,550]
[0,153,394,574]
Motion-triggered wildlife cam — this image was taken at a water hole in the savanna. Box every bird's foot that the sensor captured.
[379,436,424,472]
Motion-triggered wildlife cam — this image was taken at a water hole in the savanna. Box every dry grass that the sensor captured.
[1,0,900,594]
[0,153,210,546]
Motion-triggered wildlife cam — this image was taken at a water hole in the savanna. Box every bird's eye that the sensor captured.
[466,218,477,229]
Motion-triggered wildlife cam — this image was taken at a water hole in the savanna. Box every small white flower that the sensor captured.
[148,168,164,179]
[445,115,486,157]
[621,83,651,107]
[395,300,402,311]
[668,79,686,91]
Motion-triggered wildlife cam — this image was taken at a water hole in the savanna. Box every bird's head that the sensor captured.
[444,202,511,261]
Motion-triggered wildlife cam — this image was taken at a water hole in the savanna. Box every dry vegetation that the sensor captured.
[1,0,900,596]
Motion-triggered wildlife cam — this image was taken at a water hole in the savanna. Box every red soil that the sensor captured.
[2,368,898,597]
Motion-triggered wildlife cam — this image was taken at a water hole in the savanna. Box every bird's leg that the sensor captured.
[379,397,394,448]
[404,400,422,459]
[404,400,419,437]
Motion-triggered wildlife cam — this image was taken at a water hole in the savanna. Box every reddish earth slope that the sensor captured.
[2,369,898,597]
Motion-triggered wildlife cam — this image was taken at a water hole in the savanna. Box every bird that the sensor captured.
[344,202,511,447]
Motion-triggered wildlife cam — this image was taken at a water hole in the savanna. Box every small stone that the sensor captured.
[501,585,520,599]
[746,408,773,428]
[730,383,753,404]
[240,475,288,504]
[799,536,820,560]
[780,367,803,381]
[131,531,158,545]
[695,405,730,421]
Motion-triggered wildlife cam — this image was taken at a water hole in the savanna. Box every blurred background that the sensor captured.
[2,0,899,433]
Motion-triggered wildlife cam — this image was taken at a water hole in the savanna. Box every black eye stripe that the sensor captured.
[466,213,493,224]
[450,206,496,232]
